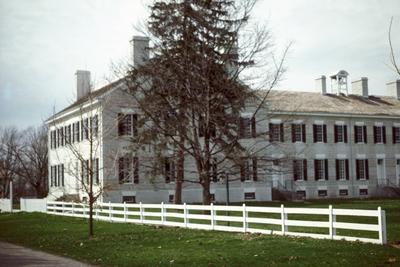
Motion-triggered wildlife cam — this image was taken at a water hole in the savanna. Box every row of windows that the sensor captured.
[50,115,98,149]
[50,159,99,187]
[296,188,369,198]
[241,121,400,144]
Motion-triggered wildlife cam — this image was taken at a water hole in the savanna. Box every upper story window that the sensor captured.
[118,156,139,184]
[393,127,400,144]
[269,123,283,142]
[73,122,80,143]
[91,115,99,138]
[334,125,348,143]
[65,125,71,145]
[293,159,307,181]
[313,124,327,143]
[239,117,256,138]
[356,159,369,180]
[240,157,258,182]
[314,159,328,180]
[373,125,386,144]
[118,113,138,137]
[291,124,306,143]
[50,130,56,149]
[354,125,367,143]
[335,159,349,180]
[164,157,176,183]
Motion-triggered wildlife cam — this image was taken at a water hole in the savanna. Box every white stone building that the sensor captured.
[46,37,400,203]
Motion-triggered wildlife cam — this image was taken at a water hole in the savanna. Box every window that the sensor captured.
[291,124,306,143]
[210,193,215,202]
[118,156,139,184]
[354,125,367,143]
[240,157,258,182]
[169,194,174,203]
[57,128,63,147]
[199,115,216,138]
[211,158,218,183]
[392,127,400,144]
[93,158,99,184]
[339,189,348,196]
[318,190,327,197]
[50,166,55,187]
[57,164,64,187]
[81,160,89,184]
[359,189,368,196]
[164,157,175,183]
[118,113,138,137]
[314,159,328,180]
[374,126,386,144]
[91,115,99,138]
[296,190,306,199]
[334,125,348,143]
[269,123,284,142]
[239,117,256,138]
[83,118,89,140]
[244,192,256,200]
[122,196,136,203]
[73,122,80,143]
[313,124,327,143]
[335,159,349,180]
[65,125,71,145]
[356,159,369,180]
[293,159,307,181]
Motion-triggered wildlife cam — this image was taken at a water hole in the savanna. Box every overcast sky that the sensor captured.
[0,0,399,128]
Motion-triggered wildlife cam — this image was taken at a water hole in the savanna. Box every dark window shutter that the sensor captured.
[335,159,339,180]
[240,159,245,182]
[324,159,329,180]
[323,125,327,143]
[133,157,139,184]
[62,164,64,186]
[373,126,377,143]
[302,124,306,143]
[133,114,138,137]
[383,126,386,144]
[313,125,317,143]
[303,159,308,181]
[345,159,349,180]
[268,123,272,141]
[363,125,367,143]
[393,127,396,144]
[293,160,298,181]
[356,160,360,180]
[314,159,318,180]
[251,117,256,138]
[117,113,123,136]
[354,126,358,143]
[280,123,284,142]
[252,158,258,181]
[291,125,295,143]
[344,125,348,143]
[118,158,124,184]
[365,159,369,180]
[334,125,338,143]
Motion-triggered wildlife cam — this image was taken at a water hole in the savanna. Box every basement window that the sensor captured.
[122,196,136,203]
[339,189,348,196]
[244,192,256,200]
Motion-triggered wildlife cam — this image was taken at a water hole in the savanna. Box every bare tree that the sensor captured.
[120,0,291,205]
[389,16,400,77]
[0,127,20,198]
[12,125,48,198]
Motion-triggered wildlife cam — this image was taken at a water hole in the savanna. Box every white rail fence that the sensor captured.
[46,201,387,245]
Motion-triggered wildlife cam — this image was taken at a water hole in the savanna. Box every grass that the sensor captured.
[0,199,399,267]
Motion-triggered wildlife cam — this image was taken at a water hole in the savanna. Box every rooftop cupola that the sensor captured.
[329,70,349,95]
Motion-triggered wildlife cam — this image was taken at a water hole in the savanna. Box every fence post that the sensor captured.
[45,200,48,214]
[210,203,215,230]
[83,203,86,217]
[161,202,165,225]
[95,204,99,220]
[109,201,112,222]
[378,207,387,245]
[183,203,188,228]
[71,202,74,216]
[124,202,127,222]
[61,202,64,214]
[281,204,287,235]
[139,202,144,223]
[329,205,336,239]
[242,203,248,232]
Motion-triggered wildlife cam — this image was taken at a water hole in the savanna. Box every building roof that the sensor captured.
[265,90,400,117]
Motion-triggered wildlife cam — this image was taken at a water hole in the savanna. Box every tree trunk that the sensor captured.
[89,196,93,237]
[201,174,211,205]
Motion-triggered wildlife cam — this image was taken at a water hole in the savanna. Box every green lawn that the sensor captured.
[0,199,399,267]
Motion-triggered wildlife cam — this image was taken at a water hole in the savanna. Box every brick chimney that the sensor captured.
[76,70,91,100]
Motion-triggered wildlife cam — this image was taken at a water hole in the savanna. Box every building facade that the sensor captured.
[46,38,400,203]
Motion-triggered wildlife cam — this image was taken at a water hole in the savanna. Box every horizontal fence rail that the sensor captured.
[46,201,387,245]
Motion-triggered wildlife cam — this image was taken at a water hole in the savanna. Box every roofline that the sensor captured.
[268,111,400,119]
[45,99,100,125]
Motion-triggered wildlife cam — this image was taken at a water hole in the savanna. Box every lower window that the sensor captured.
[359,189,368,196]
[296,190,306,198]
[122,196,136,203]
[169,194,174,203]
[339,189,348,196]
[210,193,215,202]
[318,190,327,197]
[244,192,256,200]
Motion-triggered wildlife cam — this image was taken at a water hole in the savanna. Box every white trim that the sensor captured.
[315,154,326,159]
[355,121,365,126]
[338,185,349,190]
[374,122,383,126]
[244,187,256,193]
[394,122,400,127]
[335,121,345,125]
[292,120,304,124]
[240,112,253,118]
[168,190,175,195]
[395,154,400,159]
[122,191,136,196]
[376,154,386,159]
[314,120,324,125]
[121,108,136,113]
[359,185,368,190]
[267,111,400,119]
[336,154,347,159]
[270,119,282,124]
[356,154,366,159]
[317,186,328,190]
